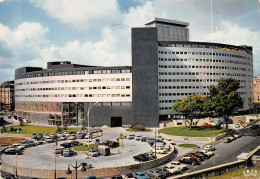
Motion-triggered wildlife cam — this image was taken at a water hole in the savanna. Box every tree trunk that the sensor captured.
[224,116,229,137]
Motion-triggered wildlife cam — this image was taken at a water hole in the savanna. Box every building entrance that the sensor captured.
[111,117,122,127]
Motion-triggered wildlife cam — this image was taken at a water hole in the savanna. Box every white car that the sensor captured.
[170,161,188,171]
[151,147,168,154]
[84,140,93,145]
[135,135,142,141]
[163,164,181,174]
[69,134,76,140]
[63,132,70,137]
[127,134,135,139]
[59,135,66,141]
[203,145,215,151]
[45,137,53,143]
[57,132,63,137]
[11,144,25,150]
[87,149,98,157]
[197,150,213,158]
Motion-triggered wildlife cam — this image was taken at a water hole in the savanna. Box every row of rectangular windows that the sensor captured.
[158,50,250,59]
[159,92,247,97]
[20,69,131,79]
[158,65,249,71]
[159,86,247,90]
[159,72,251,78]
[15,86,131,92]
[158,58,251,66]
[15,93,131,98]
[15,78,131,86]
[159,78,249,83]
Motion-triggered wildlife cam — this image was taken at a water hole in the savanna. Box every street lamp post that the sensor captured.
[76,102,98,148]
[66,161,88,179]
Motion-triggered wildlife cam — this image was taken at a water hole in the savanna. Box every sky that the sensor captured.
[0,0,260,84]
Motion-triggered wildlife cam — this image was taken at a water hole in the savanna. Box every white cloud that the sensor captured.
[30,0,121,30]
[0,22,49,49]
[206,21,260,53]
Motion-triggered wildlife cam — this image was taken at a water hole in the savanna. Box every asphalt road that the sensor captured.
[174,123,260,176]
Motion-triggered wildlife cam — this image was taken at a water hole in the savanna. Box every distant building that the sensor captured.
[253,77,260,112]
[0,80,14,111]
[14,18,254,127]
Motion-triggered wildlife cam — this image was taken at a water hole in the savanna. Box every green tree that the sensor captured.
[205,78,243,136]
[172,94,206,130]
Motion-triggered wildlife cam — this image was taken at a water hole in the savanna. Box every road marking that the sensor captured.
[184,170,190,174]
[193,166,199,169]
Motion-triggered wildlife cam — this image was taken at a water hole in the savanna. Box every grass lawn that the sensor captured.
[74,144,99,151]
[178,143,199,148]
[158,126,226,137]
[5,125,81,134]
[125,128,152,132]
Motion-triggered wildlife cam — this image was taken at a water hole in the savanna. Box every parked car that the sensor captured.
[141,137,148,142]
[184,153,203,162]
[132,171,149,179]
[127,134,135,140]
[145,168,166,179]
[133,154,149,162]
[156,167,171,177]
[112,175,123,179]
[228,136,235,141]
[18,141,29,148]
[223,137,231,143]
[26,140,37,147]
[87,149,98,157]
[163,165,181,175]
[122,173,135,179]
[179,157,200,165]
[11,144,25,150]
[37,133,43,140]
[78,133,86,139]
[170,161,188,171]
[233,133,242,138]
[61,142,74,148]
[45,137,53,143]
[31,133,37,139]
[102,140,119,148]
[63,132,70,137]
[36,141,45,145]
[4,148,22,155]
[69,134,76,140]
[202,123,212,127]
[203,145,215,151]
[151,146,168,154]
[59,135,66,141]
[235,123,241,128]
[53,148,64,154]
[146,138,156,146]
[196,150,213,159]
[63,149,74,157]
[135,135,142,141]
[71,141,82,146]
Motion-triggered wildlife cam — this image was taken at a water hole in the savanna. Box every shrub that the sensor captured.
[63,125,67,130]
[135,125,145,131]
[10,126,14,131]
[56,126,62,133]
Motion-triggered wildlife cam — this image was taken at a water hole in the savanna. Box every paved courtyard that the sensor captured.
[1,127,208,171]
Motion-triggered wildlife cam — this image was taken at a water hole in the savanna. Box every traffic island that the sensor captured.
[177,143,199,150]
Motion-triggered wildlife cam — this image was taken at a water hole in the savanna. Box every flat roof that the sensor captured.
[145,17,189,27]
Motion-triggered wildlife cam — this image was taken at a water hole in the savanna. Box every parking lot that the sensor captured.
[1,127,209,171]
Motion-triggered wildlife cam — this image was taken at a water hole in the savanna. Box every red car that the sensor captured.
[202,123,211,127]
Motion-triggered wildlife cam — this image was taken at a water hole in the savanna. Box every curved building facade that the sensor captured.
[15,61,133,126]
[157,41,253,115]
